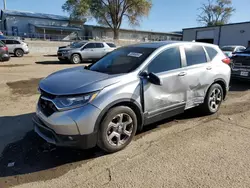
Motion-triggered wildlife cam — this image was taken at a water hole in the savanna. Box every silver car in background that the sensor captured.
[221,45,246,58]
[57,41,116,63]
[0,39,29,57]
[34,41,231,153]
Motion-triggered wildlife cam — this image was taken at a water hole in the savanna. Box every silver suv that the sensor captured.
[57,41,116,64]
[34,41,231,153]
[0,39,29,57]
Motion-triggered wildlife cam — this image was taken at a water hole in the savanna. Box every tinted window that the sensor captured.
[205,46,218,60]
[95,43,104,48]
[148,47,181,74]
[185,45,207,66]
[71,41,86,48]
[5,40,14,44]
[107,43,116,48]
[84,43,95,49]
[221,46,235,52]
[13,40,20,44]
[89,47,155,74]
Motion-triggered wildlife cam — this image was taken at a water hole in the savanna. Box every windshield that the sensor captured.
[89,47,155,74]
[71,41,86,48]
[221,46,235,52]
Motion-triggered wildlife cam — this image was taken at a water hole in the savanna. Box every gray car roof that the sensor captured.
[128,41,181,49]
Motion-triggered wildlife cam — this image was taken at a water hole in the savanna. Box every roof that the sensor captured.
[31,24,82,31]
[129,41,180,48]
[2,9,69,21]
[84,24,182,36]
[183,21,250,30]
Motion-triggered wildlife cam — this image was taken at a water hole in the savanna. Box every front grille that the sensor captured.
[39,97,57,117]
[57,52,62,56]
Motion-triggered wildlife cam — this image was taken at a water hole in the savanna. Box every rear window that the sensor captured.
[205,46,218,60]
[107,43,116,48]
[221,46,235,52]
[89,47,155,74]
[184,45,207,66]
[0,40,5,47]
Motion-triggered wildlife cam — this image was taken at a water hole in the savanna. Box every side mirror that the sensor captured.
[139,71,162,85]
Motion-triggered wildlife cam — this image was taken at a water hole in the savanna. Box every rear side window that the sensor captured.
[0,40,4,47]
[107,43,116,48]
[148,47,181,74]
[95,43,104,48]
[13,40,20,44]
[185,45,207,66]
[205,46,218,60]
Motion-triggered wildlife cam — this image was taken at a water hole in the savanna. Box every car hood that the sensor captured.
[39,66,120,96]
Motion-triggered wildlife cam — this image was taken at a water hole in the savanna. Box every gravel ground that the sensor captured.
[0,55,250,188]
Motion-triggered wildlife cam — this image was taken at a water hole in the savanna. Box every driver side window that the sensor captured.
[148,47,181,74]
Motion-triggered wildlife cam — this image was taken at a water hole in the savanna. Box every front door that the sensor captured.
[81,43,96,60]
[143,46,187,124]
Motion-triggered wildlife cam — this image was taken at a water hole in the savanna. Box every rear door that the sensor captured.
[180,44,211,109]
[94,43,106,58]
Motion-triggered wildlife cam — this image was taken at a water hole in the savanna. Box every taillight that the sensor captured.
[222,57,231,65]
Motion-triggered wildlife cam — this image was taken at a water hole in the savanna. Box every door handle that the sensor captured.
[178,72,187,76]
[206,66,212,70]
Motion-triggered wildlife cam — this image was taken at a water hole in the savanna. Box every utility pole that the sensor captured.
[3,0,6,10]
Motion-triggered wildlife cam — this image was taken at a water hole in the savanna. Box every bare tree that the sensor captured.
[62,0,152,39]
[197,0,235,26]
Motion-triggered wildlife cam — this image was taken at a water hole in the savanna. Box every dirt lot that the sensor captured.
[0,55,250,188]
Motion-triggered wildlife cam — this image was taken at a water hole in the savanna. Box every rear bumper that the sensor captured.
[33,115,97,149]
[1,53,10,61]
[231,70,250,80]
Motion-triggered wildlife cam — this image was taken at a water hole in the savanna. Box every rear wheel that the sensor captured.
[97,106,137,153]
[70,54,81,64]
[201,83,223,114]
[14,49,24,57]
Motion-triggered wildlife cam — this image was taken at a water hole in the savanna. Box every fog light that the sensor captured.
[68,136,74,141]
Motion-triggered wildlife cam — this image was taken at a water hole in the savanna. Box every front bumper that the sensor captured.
[33,115,97,149]
[34,103,101,149]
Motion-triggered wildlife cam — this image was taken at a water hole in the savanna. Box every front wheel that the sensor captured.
[70,54,81,64]
[201,83,223,114]
[97,106,137,153]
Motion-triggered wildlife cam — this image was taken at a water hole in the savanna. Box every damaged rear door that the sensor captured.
[180,44,211,109]
[143,46,187,125]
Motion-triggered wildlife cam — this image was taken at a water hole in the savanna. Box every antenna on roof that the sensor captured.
[3,0,6,10]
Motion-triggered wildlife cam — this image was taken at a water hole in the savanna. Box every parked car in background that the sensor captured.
[58,41,84,50]
[57,41,116,64]
[221,45,246,58]
[34,41,231,153]
[0,40,10,61]
[231,46,250,79]
[0,39,29,57]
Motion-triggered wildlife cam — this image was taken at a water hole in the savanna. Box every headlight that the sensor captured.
[54,92,99,110]
[62,50,70,54]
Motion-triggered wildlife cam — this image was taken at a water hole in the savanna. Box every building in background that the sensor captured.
[84,25,182,41]
[0,9,182,42]
[183,21,250,47]
[0,9,84,40]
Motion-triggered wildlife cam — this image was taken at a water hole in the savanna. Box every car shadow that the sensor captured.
[35,61,70,65]
[230,79,250,92]
[0,107,206,180]
[43,55,57,57]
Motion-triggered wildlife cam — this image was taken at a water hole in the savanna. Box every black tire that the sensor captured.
[14,49,24,57]
[201,83,223,115]
[97,106,137,153]
[70,54,81,64]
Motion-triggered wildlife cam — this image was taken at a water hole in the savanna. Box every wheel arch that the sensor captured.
[94,99,144,133]
[213,78,227,100]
